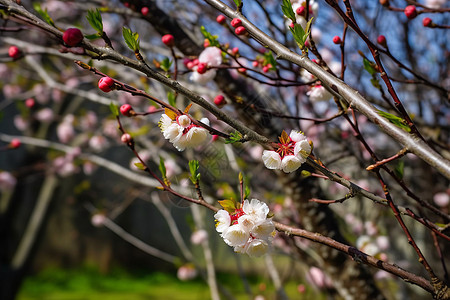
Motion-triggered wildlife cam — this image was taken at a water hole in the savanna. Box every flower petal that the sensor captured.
[262,150,281,170]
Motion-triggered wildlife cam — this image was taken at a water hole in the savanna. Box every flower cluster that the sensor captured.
[214,199,275,257]
[188,47,223,84]
[262,130,311,173]
[159,110,210,151]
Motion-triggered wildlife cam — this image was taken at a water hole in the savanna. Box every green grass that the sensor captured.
[17,266,326,300]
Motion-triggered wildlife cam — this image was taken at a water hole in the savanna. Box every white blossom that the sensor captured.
[159,114,210,151]
[262,150,282,170]
[307,84,332,102]
[245,238,269,257]
[214,210,231,233]
[281,155,303,173]
[222,223,250,247]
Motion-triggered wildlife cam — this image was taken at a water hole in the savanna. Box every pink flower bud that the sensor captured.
[8,46,21,59]
[296,6,305,16]
[162,34,175,47]
[192,58,199,66]
[238,67,247,74]
[63,28,83,47]
[216,14,226,24]
[121,133,132,144]
[332,36,341,44]
[404,5,417,19]
[98,76,115,92]
[197,62,207,74]
[235,26,247,35]
[141,6,149,16]
[203,39,210,48]
[422,17,433,27]
[231,18,242,28]
[214,94,227,108]
[252,61,259,67]
[262,65,269,73]
[377,35,387,47]
[289,22,295,29]
[9,139,21,149]
[212,134,219,141]
[120,104,134,116]
[25,98,35,108]
[232,47,239,55]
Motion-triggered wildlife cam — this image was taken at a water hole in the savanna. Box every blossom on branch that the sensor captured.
[189,47,222,84]
[262,130,311,173]
[159,109,210,151]
[214,199,275,257]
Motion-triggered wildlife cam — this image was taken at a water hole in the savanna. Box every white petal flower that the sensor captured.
[245,238,269,257]
[214,210,231,233]
[307,85,332,102]
[294,139,311,160]
[242,199,270,220]
[163,123,182,142]
[222,224,250,247]
[289,130,306,143]
[262,150,282,170]
[190,69,217,84]
[237,214,256,232]
[177,115,191,128]
[199,47,222,67]
[281,155,303,173]
[200,117,210,126]
[252,219,275,240]
[185,126,209,147]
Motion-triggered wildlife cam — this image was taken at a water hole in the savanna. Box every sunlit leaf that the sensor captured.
[134,162,145,170]
[200,26,220,48]
[225,131,242,144]
[377,110,411,132]
[218,199,237,214]
[189,160,200,184]
[281,0,295,21]
[109,102,119,117]
[122,27,140,51]
[164,108,178,120]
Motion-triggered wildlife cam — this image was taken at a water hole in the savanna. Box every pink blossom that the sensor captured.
[35,108,54,122]
[0,171,17,191]
[177,265,197,281]
[433,192,449,207]
[191,229,208,245]
[89,135,109,152]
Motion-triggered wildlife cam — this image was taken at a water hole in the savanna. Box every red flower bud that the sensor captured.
[231,18,242,28]
[197,62,207,74]
[262,66,269,73]
[162,34,175,47]
[232,47,239,55]
[214,95,227,108]
[9,138,21,149]
[212,135,219,141]
[63,28,83,47]
[422,17,432,27]
[238,67,247,74]
[203,39,210,48]
[332,36,341,44]
[252,61,259,67]
[216,15,226,24]
[120,104,134,117]
[25,98,35,108]
[8,46,21,59]
[141,7,149,16]
[377,35,387,47]
[235,26,247,35]
[289,22,295,29]
[98,77,115,92]
[404,5,417,19]
[296,6,306,16]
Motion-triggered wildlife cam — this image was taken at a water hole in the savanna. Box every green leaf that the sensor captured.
[218,199,237,214]
[84,33,101,40]
[33,3,56,27]
[370,78,381,89]
[86,9,103,33]
[122,27,140,51]
[167,92,176,107]
[109,102,119,117]
[394,160,404,179]
[134,162,145,170]
[159,157,167,178]
[233,0,242,8]
[244,184,250,199]
[160,57,173,72]
[290,23,306,49]
[263,51,277,69]
[363,58,377,75]
[200,26,221,48]
[225,131,242,144]
[189,160,200,184]
[377,110,411,132]
[281,0,295,21]
[304,17,314,42]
